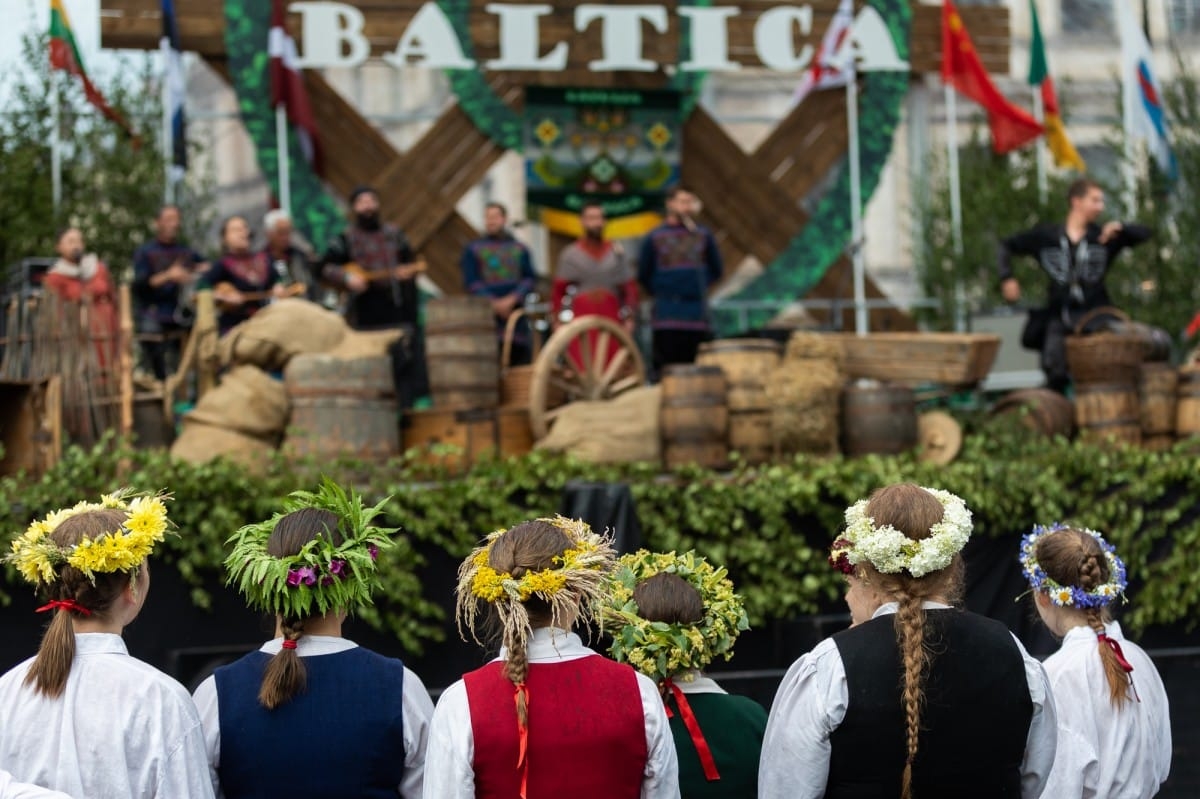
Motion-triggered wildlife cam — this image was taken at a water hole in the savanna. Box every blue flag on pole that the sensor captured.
[160,0,186,182]
[1117,0,1177,180]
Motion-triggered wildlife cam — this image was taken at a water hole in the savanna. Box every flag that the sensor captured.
[1027,0,1085,171]
[160,0,187,181]
[792,0,855,105]
[269,0,322,173]
[49,0,138,140]
[1117,0,1177,179]
[941,0,1042,154]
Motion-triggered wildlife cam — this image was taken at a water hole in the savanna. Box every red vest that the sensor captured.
[464,656,649,799]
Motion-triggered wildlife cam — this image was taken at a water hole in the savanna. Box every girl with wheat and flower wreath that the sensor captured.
[423,516,680,799]
[190,481,435,799]
[603,550,767,798]
[759,483,1059,799]
[0,491,214,799]
[1019,523,1171,797]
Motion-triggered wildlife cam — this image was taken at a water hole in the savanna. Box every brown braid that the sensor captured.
[894,590,928,799]
[259,616,307,708]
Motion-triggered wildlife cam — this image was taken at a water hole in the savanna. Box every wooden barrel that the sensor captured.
[1074,383,1140,446]
[992,388,1075,438]
[1178,368,1200,437]
[425,296,500,409]
[840,383,918,456]
[696,338,782,411]
[402,406,533,471]
[1138,363,1178,436]
[283,354,399,460]
[660,365,728,469]
[728,410,773,465]
[1142,434,1176,452]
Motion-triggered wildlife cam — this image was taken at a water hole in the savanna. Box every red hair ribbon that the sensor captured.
[664,679,721,782]
[514,682,530,799]
[1097,633,1134,673]
[35,599,91,616]
[281,639,298,650]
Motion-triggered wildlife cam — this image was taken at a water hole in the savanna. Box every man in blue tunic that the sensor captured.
[460,202,539,365]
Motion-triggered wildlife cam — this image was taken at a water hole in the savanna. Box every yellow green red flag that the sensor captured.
[1027,0,1085,171]
[49,0,137,139]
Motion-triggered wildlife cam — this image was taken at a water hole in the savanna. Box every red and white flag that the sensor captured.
[792,0,855,106]
[269,0,322,173]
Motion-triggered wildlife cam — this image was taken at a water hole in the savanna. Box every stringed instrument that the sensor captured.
[342,257,427,284]
[213,281,306,307]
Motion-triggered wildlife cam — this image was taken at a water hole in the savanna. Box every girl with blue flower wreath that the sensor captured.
[190,480,435,799]
[1019,523,1171,798]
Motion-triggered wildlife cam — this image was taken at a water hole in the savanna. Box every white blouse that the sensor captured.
[0,633,214,799]
[191,635,434,799]
[758,603,1058,799]
[423,627,681,799]
[1040,621,1171,798]
[0,770,72,799]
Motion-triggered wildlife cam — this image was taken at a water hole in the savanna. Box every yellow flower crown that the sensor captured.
[6,490,172,585]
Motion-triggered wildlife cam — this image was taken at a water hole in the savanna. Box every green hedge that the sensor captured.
[2,417,1198,654]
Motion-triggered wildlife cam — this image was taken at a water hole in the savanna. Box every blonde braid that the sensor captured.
[894,591,929,799]
[506,636,531,726]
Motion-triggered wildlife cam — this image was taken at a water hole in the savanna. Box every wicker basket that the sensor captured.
[1065,308,1144,386]
[500,310,539,408]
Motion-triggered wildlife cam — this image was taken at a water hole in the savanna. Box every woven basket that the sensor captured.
[1065,308,1144,386]
[500,310,539,408]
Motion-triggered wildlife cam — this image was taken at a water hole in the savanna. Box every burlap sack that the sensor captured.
[767,358,842,456]
[185,365,290,437]
[325,329,403,360]
[218,299,348,370]
[169,419,276,474]
[535,386,661,464]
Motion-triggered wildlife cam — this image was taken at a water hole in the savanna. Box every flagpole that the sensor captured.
[51,71,62,218]
[943,83,966,331]
[847,73,867,336]
[275,105,291,215]
[1033,86,1047,205]
[1121,69,1137,218]
[162,55,173,205]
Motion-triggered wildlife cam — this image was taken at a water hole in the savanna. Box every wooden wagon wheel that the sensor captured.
[528,316,646,439]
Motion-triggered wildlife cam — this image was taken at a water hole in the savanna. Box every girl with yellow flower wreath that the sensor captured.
[0,491,214,799]
[423,516,680,799]
[603,549,767,799]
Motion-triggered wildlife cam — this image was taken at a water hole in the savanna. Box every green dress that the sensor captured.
[668,679,768,798]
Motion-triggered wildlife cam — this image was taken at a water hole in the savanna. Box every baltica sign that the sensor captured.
[290,1,906,73]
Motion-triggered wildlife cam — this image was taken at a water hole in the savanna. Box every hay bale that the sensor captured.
[325,329,403,360]
[185,366,290,437]
[535,387,661,464]
[766,357,842,456]
[169,419,276,474]
[785,332,844,366]
[218,298,348,371]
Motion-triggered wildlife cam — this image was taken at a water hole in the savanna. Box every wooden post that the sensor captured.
[118,285,135,439]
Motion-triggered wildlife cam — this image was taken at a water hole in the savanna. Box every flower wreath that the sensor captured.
[1019,523,1128,608]
[6,490,171,585]
[224,479,395,619]
[603,550,749,685]
[830,487,973,579]
[455,516,616,651]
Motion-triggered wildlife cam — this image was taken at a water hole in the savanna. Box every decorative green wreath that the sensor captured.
[224,479,396,619]
[604,549,749,684]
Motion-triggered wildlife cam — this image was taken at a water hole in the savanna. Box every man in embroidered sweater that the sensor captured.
[998,178,1151,392]
[461,202,539,365]
[638,186,723,372]
[552,202,638,332]
[132,205,208,378]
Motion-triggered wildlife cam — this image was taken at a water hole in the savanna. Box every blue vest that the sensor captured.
[214,647,407,799]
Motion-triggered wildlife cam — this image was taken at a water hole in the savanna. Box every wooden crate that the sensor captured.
[402,407,533,471]
[832,333,1002,387]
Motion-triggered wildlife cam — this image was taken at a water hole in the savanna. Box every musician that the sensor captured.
[460,202,538,365]
[552,202,638,333]
[999,178,1152,393]
[199,216,285,334]
[320,185,420,331]
[638,186,723,372]
[45,227,120,369]
[263,209,322,304]
[132,205,208,378]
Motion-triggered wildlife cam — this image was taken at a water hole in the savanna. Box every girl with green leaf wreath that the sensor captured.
[190,480,435,799]
[424,516,679,799]
[603,550,767,798]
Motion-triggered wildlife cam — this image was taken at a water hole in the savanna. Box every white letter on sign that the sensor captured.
[575,5,668,72]
[485,4,568,70]
[679,6,740,72]
[292,2,370,68]
[754,6,814,71]
[384,2,476,69]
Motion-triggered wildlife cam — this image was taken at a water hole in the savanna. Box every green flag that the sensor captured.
[1027,0,1048,86]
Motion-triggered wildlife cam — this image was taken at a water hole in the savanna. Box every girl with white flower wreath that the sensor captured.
[1019,523,1171,798]
[759,483,1058,799]
[0,492,214,799]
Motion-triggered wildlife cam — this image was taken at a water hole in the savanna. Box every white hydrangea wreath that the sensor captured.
[840,487,972,578]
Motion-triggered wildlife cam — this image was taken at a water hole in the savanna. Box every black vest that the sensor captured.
[826,609,1033,799]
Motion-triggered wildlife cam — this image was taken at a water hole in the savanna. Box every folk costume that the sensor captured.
[133,236,206,378]
[0,492,214,799]
[322,223,418,330]
[636,221,722,371]
[460,231,538,364]
[44,255,120,369]
[424,517,680,799]
[1019,525,1171,798]
[194,481,434,799]
[0,769,71,799]
[200,250,279,333]
[552,238,639,325]
[998,221,1151,391]
[759,488,1058,799]
[603,550,767,798]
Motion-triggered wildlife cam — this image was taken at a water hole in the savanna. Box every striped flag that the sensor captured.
[49,0,137,139]
[1117,0,1177,180]
[792,0,855,105]
[269,0,322,173]
[160,0,187,180]
[1027,0,1085,171]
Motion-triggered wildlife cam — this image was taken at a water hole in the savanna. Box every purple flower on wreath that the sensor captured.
[368,544,379,561]
[286,566,317,587]
[286,568,303,587]
[828,538,855,576]
[321,575,335,587]
[329,559,348,579]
